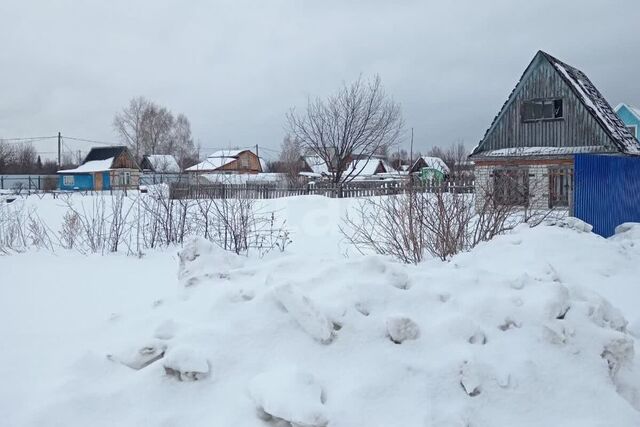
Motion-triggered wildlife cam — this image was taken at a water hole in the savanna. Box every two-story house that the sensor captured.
[470,51,640,210]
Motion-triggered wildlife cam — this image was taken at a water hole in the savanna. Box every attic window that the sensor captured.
[627,125,637,138]
[522,99,563,122]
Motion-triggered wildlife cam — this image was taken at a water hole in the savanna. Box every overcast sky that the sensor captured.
[1,0,639,161]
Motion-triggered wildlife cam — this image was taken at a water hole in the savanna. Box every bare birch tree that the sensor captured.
[287,75,403,184]
[113,96,149,160]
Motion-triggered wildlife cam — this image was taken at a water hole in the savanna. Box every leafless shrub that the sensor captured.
[341,192,426,264]
[0,202,55,254]
[0,202,28,254]
[107,191,135,252]
[63,197,108,253]
[59,210,82,250]
[26,212,55,251]
[341,180,547,264]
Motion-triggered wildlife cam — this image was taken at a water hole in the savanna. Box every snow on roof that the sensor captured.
[58,157,114,174]
[303,156,330,176]
[207,149,244,158]
[347,158,391,178]
[480,146,607,157]
[544,52,640,155]
[144,155,180,173]
[413,156,450,174]
[186,157,236,172]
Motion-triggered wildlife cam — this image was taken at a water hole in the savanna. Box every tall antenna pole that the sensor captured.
[57,132,61,167]
[410,128,414,167]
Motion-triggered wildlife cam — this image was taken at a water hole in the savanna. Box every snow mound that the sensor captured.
[249,368,328,427]
[15,224,640,426]
[552,216,594,233]
[162,346,210,381]
[386,316,420,343]
[107,339,167,370]
[178,237,244,287]
[272,283,335,344]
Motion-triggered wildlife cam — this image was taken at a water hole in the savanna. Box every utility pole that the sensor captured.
[57,132,61,167]
[410,128,414,167]
[255,144,259,158]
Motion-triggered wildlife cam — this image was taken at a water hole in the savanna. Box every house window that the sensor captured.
[240,156,249,169]
[627,125,637,138]
[63,175,74,186]
[493,168,529,206]
[123,172,131,186]
[522,99,563,122]
[548,167,573,208]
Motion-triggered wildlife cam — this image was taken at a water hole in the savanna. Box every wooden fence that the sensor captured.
[169,179,475,200]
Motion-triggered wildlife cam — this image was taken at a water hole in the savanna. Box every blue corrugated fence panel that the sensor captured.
[574,154,640,237]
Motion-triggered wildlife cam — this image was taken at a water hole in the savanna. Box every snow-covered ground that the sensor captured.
[1,194,640,426]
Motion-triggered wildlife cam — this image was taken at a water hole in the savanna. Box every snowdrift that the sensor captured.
[4,222,640,426]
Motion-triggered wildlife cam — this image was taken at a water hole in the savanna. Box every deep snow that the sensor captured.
[1,194,640,426]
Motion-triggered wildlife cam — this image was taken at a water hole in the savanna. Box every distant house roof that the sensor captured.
[186,148,263,173]
[84,146,129,162]
[58,158,115,174]
[303,155,331,176]
[142,155,180,173]
[348,158,391,178]
[208,149,244,158]
[410,156,450,175]
[615,103,640,122]
[58,146,140,174]
[472,51,640,157]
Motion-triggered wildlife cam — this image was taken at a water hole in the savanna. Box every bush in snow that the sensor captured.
[249,368,328,427]
[341,187,531,264]
[178,236,244,287]
[386,316,420,344]
[162,346,210,381]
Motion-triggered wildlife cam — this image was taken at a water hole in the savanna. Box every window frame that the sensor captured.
[627,124,638,138]
[521,98,564,123]
[63,175,74,186]
[548,166,573,209]
[492,167,530,207]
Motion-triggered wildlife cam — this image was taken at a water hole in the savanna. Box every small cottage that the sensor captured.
[140,154,181,173]
[409,156,450,183]
[299,154,394,181]
[186,149,263,174]
[58,146,140,191]
[470,50,640,210]
[614,103,640,140]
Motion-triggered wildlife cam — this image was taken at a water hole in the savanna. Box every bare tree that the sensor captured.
[113,96,150,160]
[114,97,197,166]
[142,104,174,155]
[278,134,303,184]
[287,75,403,184]
[172,114,197,170]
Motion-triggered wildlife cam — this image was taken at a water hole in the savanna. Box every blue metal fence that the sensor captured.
[574,154,640,237]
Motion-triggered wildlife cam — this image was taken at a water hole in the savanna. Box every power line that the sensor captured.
[0,135,58,141]
[63,136,119,146]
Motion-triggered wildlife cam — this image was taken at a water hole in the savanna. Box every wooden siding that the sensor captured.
[479,57,617,153]
[112,150,139,170]
[216,151,262,173]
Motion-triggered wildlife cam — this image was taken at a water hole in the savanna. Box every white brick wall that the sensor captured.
[475,163,553,211]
